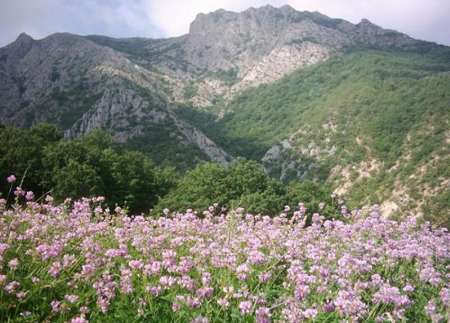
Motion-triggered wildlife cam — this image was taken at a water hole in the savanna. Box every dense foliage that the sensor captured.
[0,125,176,213]
[1,125,336,217]
[0,195,448,322]
[154,160,338,219]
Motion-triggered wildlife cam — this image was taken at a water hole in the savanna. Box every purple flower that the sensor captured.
[71,316,88,323]
[239,301,252,315]
[64,294,79,303]
[25,191,34,201]
[8,258,19,271]
[128,260,143,270]
[324,300,335,312]
[7,175,16,183]
[256,307,271,323]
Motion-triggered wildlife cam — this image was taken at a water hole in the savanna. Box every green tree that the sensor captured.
[0,124,62,198]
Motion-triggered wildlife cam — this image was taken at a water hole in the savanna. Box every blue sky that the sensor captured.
[1,0,449,47]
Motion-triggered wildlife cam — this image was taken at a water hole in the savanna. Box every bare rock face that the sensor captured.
[155,6,425,106]
[233,41,330,92]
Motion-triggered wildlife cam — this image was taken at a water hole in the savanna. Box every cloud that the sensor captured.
[0,0,161,46]
[0,0,449,47]
[142,0,269,36]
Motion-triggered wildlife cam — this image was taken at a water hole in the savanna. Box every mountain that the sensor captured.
[188,50,450,225]
[0,5,449,223]
[0,32,230,169]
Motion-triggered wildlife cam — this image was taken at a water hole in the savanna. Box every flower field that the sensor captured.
[0,191,449,322]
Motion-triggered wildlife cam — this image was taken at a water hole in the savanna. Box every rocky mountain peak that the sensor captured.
[1,32,35,62]
[359,18,373,25]
[16,32,34,43]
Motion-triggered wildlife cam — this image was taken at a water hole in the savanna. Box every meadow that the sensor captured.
[0,179,449,322]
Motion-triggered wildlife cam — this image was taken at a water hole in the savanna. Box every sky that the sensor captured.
[1,0,449,47]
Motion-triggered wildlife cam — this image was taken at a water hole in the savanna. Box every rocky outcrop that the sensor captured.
[0,5,442,167]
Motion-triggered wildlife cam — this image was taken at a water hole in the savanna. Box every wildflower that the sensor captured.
[196,287,214,299]
[48,261,62,278]
[373,284,409,307]
[334,289,367,318]
[191,316,209,323]
[201,272,212,286]
[324,300,335,312]
[64,294,79,303]
[25,191,34,201]
[217,298,229,308]
[0,243,9,255]
[258,272,271,283]
[120,268,133,294]
[248,250,265,265]
[303,307,318,319]
[16,291,27,300]
[403,284,415,293]
[14,187,24,197]
[239,301,252,315]
[7,175,16,183]
[294,285,310,301]
[8,258,19,271]
[440,288,450,307]
[71,316,88,323]
[129,260,143,270]
[4,281,20,294]
[51,300,61,313]
[256,307,271,323]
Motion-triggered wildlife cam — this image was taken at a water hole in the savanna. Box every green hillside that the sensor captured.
[179,49,450,225]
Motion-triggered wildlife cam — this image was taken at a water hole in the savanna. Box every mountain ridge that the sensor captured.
[0,5,449,222]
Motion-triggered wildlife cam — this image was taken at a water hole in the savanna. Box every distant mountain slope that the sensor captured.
[0,32,230,169]
[86,4,435,107]
[187,49,450,225]
[0,5,449,222]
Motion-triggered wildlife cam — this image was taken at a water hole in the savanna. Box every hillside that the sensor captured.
[184,49,450,225]
[0,5,449,223]
[0,32,230,169]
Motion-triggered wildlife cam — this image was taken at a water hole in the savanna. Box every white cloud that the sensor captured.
[0,0,159,46]
[143,0,269,36]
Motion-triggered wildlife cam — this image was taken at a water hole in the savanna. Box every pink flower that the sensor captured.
[303,307,318,319]
[217,298,229,308]
[256,307,271,323]
[16,291,27,300]
[25,191,34,201]
[48,261,62,278]
[191,316,208,323]
[0,243,9,255]
[258,272,271,283]
[51,300,61,313]
[239,301,252,315]
[129,260,143,270]
[71,316,88,323]
[8,258,19,270]
[4,281,20,294]
[64,294,79,303]
[7,175,16,183]
[14,187,25,197]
